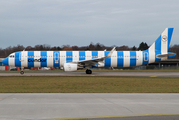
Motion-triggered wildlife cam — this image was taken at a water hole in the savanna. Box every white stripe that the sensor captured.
[149,42,155,63]
[98,51,104,67]
[85,51,92,60]
[161,28,168,54]
[21,51,28,67]
[123,51,130,67]
[161,28,168,60]
[9,53,15,67]
[111,51,117,67]
[60,51,66,67]
[136,51,143,66]
[47,51,53,67]
[98,51,104,58]
[34,51,40,67]
[72,51,79,62]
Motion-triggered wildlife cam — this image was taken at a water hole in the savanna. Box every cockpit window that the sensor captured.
[9,55,14,58]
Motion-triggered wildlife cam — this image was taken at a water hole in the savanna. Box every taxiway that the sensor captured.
[0,93,179,120]
[0,72,179,77]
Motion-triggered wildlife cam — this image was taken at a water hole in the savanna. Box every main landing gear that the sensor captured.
[86,69,92,74]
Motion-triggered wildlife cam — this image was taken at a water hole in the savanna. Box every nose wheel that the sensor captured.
[86,69,92,74]
[20,67,24,75]
[20,71,24,75]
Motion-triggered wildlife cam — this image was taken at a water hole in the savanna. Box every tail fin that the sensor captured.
[147,28,175,62]
[149,28,174,54]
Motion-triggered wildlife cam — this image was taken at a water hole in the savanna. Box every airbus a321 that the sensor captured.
[2,28,176,74]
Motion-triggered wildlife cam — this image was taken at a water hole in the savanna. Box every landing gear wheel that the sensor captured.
[86,69,92,74]
[20,71,24,75]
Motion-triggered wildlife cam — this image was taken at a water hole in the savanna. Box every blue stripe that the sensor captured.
[155,51,161,62]
[92,51,98,59]
[28,51,34,67]
[92,51,98,67]
[3,57,9,66]
[155,36,162,62]
[15,52,21,67]
[155,35,161,52]
[41,51,47,67]
[168,52,176,59]
[105,51,111,67]
[130,51,136,66]
[117,51,123,67]
[53,51,60,67]
[79,51,85,61]
[167,28,173,51]
[143,50,149,65]
[66,51,72,63]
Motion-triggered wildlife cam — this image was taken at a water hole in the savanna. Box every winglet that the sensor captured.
[105,47,116,58]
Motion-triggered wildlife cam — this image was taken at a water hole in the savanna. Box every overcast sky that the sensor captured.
[0,0,179,49]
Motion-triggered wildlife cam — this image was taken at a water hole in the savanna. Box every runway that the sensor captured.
[0,93,179,120]
[0,72,179,77]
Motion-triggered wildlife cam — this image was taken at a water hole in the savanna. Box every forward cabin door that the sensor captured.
[20,51,28,67]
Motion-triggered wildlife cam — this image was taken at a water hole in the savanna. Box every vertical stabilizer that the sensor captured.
[148,28,174,62]
[149,28,174,53]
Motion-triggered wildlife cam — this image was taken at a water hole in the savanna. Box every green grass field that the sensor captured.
[0,76,178,93]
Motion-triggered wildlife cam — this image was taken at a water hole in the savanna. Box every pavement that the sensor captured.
[0,72,179,77]
[0,93,179,120]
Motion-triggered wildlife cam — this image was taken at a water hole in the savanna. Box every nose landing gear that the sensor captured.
[20,71,24,75]
[20,67,24,75]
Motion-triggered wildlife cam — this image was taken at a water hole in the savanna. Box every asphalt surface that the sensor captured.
[0,72,179,77]
[0,93,179,120]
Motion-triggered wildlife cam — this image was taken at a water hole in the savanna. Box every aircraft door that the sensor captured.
[54,52,60,63]
[19,51,24,61]
[144,52,149,61]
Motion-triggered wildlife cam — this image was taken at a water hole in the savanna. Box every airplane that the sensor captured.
[2,28,176,75]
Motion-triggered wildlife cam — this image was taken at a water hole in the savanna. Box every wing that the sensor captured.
[71,47,116,67]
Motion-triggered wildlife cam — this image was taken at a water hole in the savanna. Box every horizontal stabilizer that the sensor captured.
[156,53,176,58]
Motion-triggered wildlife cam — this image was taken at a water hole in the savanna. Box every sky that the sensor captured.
[0,0,179,49]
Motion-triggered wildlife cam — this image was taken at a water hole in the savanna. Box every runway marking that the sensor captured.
[35,113,179,120]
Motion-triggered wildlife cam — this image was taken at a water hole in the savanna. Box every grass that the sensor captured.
[0,76,179,93]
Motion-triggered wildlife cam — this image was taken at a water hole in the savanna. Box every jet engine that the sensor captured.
[63,63,78,72]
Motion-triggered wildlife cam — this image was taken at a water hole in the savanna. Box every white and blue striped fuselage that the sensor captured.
[2,28,176,74]
[6,50,163,68]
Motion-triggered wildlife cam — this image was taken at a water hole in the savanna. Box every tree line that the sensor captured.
[0,42,179,59]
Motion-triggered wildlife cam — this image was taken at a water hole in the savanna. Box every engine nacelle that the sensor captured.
[63,63,78,72]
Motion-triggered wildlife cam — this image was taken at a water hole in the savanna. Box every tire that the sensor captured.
[20,71,24,75]
[86,69,92,74]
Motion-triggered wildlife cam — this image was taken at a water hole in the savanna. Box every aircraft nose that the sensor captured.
[2,58,8,66]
